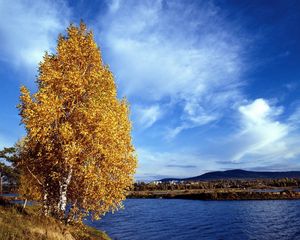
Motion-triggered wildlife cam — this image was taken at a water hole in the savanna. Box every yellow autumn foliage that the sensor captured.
[18,22,137,222]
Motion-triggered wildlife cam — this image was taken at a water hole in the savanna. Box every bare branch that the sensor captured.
[26,166,43,186]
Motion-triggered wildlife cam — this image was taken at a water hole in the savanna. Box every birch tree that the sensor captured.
[18,22,137,222]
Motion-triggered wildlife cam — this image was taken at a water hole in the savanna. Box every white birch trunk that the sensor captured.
[23,199,28,210]
[58,168,73,215]
[43,188,49,216]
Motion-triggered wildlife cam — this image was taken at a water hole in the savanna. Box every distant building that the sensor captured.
[151,181,162,185]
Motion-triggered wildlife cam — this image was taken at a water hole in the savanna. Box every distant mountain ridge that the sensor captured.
[160,169,300,182]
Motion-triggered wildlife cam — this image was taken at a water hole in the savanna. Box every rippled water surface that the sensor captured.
[85,199,300,240]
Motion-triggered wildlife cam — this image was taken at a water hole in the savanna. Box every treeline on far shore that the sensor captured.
[133,178,300,192]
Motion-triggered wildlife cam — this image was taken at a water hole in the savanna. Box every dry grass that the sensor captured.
[0,198,110,240]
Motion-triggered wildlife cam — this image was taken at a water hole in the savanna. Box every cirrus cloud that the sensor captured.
[0,0,70,71]
[219,98,300,166]
[94,0,247,135]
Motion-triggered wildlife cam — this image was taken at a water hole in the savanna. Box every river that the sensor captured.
[85,199,300,240]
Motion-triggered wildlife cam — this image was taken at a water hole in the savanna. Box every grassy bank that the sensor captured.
[0,197,110,240]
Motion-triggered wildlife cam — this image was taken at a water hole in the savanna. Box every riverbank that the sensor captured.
[0,197,110,240]
[128,188,300,200]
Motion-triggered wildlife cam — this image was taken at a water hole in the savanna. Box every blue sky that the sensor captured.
[0,0,300,180]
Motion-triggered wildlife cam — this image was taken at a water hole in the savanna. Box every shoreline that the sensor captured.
[128,189,300,200]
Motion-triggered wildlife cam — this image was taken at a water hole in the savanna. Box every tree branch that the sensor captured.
[26,166,43,186]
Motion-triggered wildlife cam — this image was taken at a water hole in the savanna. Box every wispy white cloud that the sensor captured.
[284,82,299,92]
[166,99,219,139]
[222,99,299,164]
[0,0,70,72]
[133,104,162,129]
[94,0,246,134]
[136,99,300,179]
[288,105,300,128]
[234,99,288,161]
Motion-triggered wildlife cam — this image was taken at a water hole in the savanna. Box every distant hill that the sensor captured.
[160,169,300,182]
